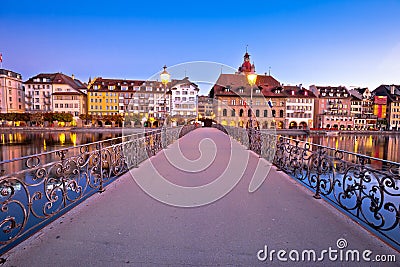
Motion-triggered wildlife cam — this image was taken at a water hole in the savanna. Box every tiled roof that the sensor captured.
[373,85,400,102]
[312,85,351,98]
[212,73,282,97]
[88,77,199,93]
[24,73,86,94]
[349,90,363,100]
[283,85,317,98]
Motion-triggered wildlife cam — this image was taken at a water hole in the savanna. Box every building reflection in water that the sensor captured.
[286,133,399,170]
[0,131,122,175]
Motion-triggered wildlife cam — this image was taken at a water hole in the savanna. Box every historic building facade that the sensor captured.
[0,68,25,113]
[24,73,87,125]
[373,84,400,130]
[211,52,281,129]
[87,77,198,127]
[170,77,199,119]
[283,85,316,129]
[310,85,353,129]
[349,88,376,130]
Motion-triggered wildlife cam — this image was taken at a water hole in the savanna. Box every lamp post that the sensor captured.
[160,65,170,126]
[160,65,170,148]
[247,71,257,128]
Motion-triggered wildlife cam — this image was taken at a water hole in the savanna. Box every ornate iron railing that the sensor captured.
[224,126,400,250]
[0,125,197,254]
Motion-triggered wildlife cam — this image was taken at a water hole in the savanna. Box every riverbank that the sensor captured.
[1,126,400,135]
[0,126,145,133]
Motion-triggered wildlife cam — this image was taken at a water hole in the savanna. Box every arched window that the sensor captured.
[223,109,227,116]
[231,109,236,117]
[248,109,252,117]
[272,110,276,117]
[264,110,268,117]
[280,110,284,118]
[256,109,260,117]
[239,109,244,117]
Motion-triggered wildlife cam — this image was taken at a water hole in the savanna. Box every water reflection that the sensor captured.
[0,131,122,162]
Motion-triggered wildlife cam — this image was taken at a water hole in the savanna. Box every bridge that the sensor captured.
[1,126,399,265]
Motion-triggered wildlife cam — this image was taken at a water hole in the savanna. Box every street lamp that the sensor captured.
[160,65,170,126]
[247,72,257,128]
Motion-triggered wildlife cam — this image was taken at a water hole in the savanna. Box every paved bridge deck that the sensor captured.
[5,128,399,266]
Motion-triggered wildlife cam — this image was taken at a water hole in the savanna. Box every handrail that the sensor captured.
[221,125,400,250]
[0,125,197,255]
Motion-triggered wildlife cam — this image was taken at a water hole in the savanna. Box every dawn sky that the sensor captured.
[1,0,399,94]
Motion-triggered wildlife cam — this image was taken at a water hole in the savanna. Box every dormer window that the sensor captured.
[93,85,98,90]
[239,88,244,93]
[225,88,230,92]
[109,85,115,90]
[255,89,261,94]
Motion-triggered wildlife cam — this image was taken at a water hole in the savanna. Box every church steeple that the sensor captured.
[238,47,255,74]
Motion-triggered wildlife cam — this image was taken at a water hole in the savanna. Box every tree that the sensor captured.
[30,113,44,126]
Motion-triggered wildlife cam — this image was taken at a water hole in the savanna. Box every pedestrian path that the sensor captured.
[4,128,398,266]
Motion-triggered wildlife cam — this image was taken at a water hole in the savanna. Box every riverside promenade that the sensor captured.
[4,128,399,266]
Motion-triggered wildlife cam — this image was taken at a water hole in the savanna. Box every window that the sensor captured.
[55,104,59,108]
[280,110,284,118]
[231,109,236,117]
[222,109,227,116]
[75,104,78,108]
[109,86,115,90]
[60,104,63,108]
[256,110,260,117]
[264,110,268,117]
[232,99,236,105]
[272,110,276,117]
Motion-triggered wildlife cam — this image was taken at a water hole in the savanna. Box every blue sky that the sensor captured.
[1,0,399,94]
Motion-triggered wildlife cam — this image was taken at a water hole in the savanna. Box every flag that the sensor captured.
[244,101,247,109]
[0,53,2,63]
[267,98,273,108]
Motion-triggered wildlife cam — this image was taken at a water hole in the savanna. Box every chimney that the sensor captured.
[390,85,396,94]
[72,74,75,80]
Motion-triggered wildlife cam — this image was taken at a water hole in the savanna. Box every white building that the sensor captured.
[170,77,199,118]
[24,73,87,125]
[284,85,316,129]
